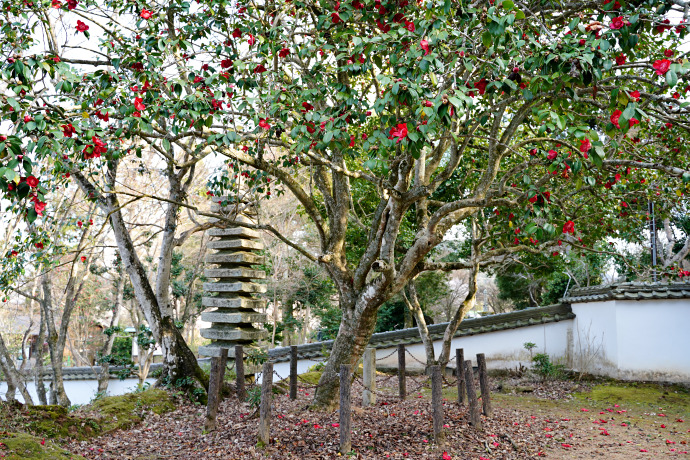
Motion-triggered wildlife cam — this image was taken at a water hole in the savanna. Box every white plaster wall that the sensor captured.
[571,301,619,375]
[373,320,575,371]
[263,297,690,384]
[614,299,690,381]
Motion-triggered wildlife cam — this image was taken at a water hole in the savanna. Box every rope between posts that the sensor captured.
[374,348,398,361]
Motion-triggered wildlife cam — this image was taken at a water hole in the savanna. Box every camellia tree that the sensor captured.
[1,0,690,407]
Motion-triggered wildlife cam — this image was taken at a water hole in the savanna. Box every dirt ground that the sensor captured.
[60,374,689,460]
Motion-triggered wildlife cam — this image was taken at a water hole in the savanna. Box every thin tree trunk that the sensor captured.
[0,331,33,404]
[40,275,70,407]
[403,282,436,372]
[73,164,206,390]
[35,310,47,405]
[98,264,125,394]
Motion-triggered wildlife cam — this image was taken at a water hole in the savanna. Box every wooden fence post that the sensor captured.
[430,365,445,444]
[257,361,274,447]
[362,347,376,406]
[339,364,352,454]
[464,360,482,429]
[204,348,227,432]
[456,348,465,405]
[476,353,492,416]
[218,347,228,394]
[397,344,406,400]
[235,345,246,402]
[290,345,298,400]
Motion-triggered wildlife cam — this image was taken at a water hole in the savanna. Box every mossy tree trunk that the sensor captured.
[73,159,208,392]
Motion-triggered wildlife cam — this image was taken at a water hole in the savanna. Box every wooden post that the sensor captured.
[362,347,376,406]
[204,353,222,431]
[289,345,298,400]
[339,364,351,454]
[464,360,482,429]
[257,361,273,447]
[397,344,406,400]
[456,348,465,405]
[235,345,246,402]
[430,365,445,444]
[476,353,492,416]
[217,348,228,399]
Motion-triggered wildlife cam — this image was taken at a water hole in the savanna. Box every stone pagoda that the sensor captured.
[199,198,267,377]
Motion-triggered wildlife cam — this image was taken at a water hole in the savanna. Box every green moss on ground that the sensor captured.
[90,388,175,432]
[0,432,87,460]
[23,405,100,441]
[576,382,690,418]
[0,389,176,443]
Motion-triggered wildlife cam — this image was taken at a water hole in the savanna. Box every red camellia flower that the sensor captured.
[615,54,626,66]
[140,9,153,19]
[563,220,575,234]
[134,97,146,111]
[664,49,674,57]
[388,123,408,143]
[76,20,89,33]
[67,0,77,9]
[35,242,44,249]
[652,59,671,75]
[579,138,591,152]
[420,39,430,56]
[473,78,488,95]
[232,28,241,38]
[278,48,290,58]
[81,256,87,262]
[258,118,270,130]
[331,12,341,24]
[62,123,76,137]
[547,150,558,160]
[247,34,255,46]
[404,19,415,32]
[630,90,641,101]
[26,176,39,187]
[254,64,267,73]
[34,199,46,216]
[302,102,314,112]
[83,136,107,160]
[610,109,622,129]
[628,117,640,127]
[609,16,626,30]
[221,59,233,69]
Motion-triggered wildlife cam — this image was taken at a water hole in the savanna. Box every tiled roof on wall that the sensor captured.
[563,281,690,303]
[268,303,574,363]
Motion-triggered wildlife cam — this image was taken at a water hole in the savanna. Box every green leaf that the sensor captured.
[522,89,534,101]
[502,0,514,10]
[162,138,171,151]
[666,69,678,87]
[682,172,690,183]
[482,31,492,48]
[514,9,525,20]
[27,208,37,224]
[323,131,333,143]
[591,147,604,168]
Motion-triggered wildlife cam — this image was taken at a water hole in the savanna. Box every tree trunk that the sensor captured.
[403,282,436,372]
[0,331,33,405]
[40,275,70,407]
[437,266,479,369]
[73,165,206,390]
[97,264,125,394]
[312,287,385,410]
[35,309,47,405]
